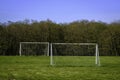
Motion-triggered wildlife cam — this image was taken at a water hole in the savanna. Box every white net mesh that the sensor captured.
[50,43,100,66]
[20,42,49,56]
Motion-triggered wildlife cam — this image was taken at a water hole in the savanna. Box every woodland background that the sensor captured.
[0,19,120,56]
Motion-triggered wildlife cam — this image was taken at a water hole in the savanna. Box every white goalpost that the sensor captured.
[50,43,100,66]
[19,42,49,56]
[19,42,100,66]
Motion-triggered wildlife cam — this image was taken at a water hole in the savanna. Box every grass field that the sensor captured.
[53,56,99,67]
[0,56,120,80]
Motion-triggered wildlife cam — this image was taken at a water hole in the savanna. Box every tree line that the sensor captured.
[0,19,120,56]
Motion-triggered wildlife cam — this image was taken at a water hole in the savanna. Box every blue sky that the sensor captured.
[0,0,120,23]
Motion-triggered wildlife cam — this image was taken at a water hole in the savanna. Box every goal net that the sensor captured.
[19,42,49,56]
[50,43,100,66]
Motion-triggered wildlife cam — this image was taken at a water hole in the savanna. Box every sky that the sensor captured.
[0,0,120,23]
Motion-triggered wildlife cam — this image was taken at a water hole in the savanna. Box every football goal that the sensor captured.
[50,43,100,66]
[19,42,49,56]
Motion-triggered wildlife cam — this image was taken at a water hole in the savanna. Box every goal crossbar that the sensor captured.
[20,42,49,44]
[52,43,96,45]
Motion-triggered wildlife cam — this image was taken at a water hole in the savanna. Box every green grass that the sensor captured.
[53,56,98,67]
[0,56,120,80]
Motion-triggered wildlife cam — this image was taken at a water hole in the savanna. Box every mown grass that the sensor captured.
[53,56,98,67]
[0,56,120,80]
